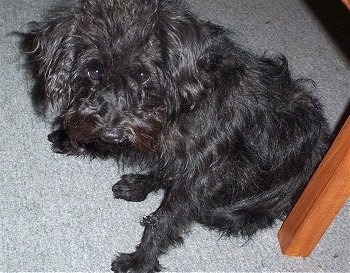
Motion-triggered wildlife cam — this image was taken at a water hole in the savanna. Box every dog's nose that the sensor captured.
[99,128,125,144]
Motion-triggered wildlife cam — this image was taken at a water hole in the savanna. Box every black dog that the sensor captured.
[26,0,331,272]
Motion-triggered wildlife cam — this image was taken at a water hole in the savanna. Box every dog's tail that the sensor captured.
[202,174,310,238]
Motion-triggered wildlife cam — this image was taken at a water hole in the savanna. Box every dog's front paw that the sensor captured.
[111,253,135,273]
[112,174,153,202]
[111,253,161,273]
[48,130,82,155]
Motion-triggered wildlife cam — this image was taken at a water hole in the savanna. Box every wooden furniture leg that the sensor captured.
[278,116,350,257]
[341,0,350,10]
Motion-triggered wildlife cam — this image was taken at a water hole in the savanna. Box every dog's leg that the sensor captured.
[112,188,194,273]
[112,173,162,202]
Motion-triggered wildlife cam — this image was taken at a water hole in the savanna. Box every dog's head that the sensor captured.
[29,0,221,153]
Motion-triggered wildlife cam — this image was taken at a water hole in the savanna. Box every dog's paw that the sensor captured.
[111,253,161,273]
[112,174,152,202]
[48,130,82,155]
[111,253,135,273]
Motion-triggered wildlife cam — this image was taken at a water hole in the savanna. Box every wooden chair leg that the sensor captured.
[341,0,350,10]
[278,116,350,257]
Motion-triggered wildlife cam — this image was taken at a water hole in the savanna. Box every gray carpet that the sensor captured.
[1,0,349,272]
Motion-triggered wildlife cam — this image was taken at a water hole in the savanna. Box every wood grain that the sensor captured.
[278,116,350,257]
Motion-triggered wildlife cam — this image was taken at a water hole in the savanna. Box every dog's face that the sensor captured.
[31,0,210,153]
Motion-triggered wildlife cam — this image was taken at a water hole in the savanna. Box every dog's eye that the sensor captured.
[139,69,150,84]
[88,68,102,82]
[130,68,150,84]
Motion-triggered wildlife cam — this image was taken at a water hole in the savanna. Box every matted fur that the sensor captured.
[25,0,331,272]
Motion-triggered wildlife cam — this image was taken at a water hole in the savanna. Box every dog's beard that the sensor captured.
[54,83,166,155]
[63,109,101,145]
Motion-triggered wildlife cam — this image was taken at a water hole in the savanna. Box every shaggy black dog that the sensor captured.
[26,0,331,272]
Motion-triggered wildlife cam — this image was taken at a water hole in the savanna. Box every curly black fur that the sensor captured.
[25,0,331,272]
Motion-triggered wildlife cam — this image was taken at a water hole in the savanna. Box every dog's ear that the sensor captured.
[158,2,209,110]
[29,9,77,117]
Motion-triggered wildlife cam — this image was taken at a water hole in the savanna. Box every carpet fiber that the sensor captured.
[1,0,349,271]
